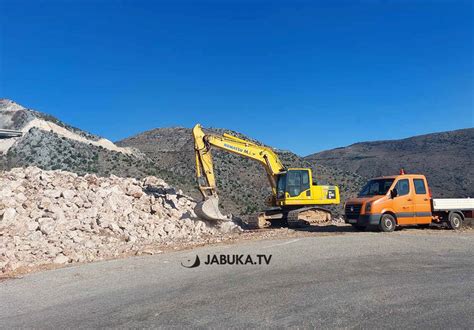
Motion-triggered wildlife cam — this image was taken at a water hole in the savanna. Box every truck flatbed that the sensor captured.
[432,198,474,211]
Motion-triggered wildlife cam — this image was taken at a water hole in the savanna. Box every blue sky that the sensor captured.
[1,0,472,155]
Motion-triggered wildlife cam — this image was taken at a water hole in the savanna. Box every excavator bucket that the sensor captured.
[194,196,229,221]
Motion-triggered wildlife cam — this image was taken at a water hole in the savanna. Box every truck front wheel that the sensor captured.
[379,214,396,232]
[448,213,463,230]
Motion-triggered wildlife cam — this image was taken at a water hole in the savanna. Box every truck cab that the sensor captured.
[345,173,434,232]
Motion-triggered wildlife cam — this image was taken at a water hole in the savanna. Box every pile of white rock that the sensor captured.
[0,167,241,273]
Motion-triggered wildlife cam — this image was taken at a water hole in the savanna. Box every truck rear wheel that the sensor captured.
[448,213,463,230]
[379,214,396,232]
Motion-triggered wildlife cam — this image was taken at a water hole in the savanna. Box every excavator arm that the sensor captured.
[193,124,285,220]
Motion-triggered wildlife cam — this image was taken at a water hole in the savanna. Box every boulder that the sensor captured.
[126,184,144,198]
[2,208,17,224]
[61,189,76,200]
[38,218,56,236]
[53,254,69,264]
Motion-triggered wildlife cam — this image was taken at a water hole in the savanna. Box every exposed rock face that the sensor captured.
[0,100,189,201]
[0,99,132,154]
[0,167,241,274]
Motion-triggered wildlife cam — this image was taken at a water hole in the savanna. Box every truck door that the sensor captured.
[412,178,432,224]
[392,178,415,225]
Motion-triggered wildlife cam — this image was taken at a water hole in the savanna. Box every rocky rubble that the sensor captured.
[0,167,241,274]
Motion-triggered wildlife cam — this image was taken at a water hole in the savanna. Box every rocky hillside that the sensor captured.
[306,128,474,198]
[0,99,168,179]
[117,128,365,216]
[0,99,128,152]
[0,99,363,216]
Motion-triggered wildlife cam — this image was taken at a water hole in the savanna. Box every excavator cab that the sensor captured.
[275,168,340,206]
[276,169,310,199]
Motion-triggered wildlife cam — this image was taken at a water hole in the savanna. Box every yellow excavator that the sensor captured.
[193,124,340,228]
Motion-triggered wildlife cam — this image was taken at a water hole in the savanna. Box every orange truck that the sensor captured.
[344,171,474,232]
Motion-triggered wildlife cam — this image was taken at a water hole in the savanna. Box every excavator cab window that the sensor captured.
[286,170,310,197]
[276,174,286,199]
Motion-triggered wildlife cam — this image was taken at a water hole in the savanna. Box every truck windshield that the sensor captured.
[358,179,395,197]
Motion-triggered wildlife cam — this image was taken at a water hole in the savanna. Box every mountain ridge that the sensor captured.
[0,99,133,154]
[309,128,473,154]
[1,98,472,217]
[306,127,474,198]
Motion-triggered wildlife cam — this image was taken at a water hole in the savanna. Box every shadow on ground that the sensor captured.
[243,218,474,233]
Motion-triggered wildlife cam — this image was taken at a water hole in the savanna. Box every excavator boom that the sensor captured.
[193,124,285,221]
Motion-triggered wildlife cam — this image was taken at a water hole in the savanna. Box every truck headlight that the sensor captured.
[365,202,372,212]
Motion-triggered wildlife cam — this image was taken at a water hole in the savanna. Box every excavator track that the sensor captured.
[287,206,332,228]
[245,210,284,229]
[245,214,270,229]
[245,206,332,229]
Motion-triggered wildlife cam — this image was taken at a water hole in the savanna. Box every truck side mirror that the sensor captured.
[390,188,398,199]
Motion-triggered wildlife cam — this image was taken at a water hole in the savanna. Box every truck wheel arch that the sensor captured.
[381,211,398,224]
[449,210,464,221]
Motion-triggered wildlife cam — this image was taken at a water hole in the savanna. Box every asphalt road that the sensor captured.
[1,230,473,328]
